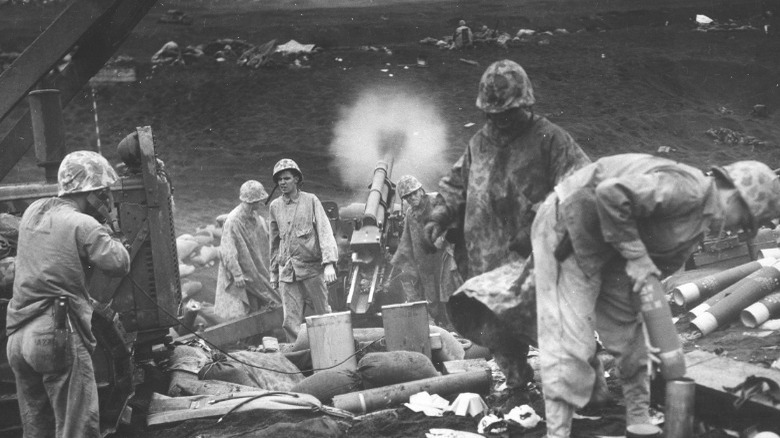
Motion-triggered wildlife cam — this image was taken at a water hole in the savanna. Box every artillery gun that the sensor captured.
[325,131,408,315]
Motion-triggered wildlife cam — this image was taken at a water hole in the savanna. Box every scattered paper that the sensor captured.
[405,391,450,417]
[477,414,507,434]
[696,14,714,24]
[505,405,542,429]
[447,393,488,417]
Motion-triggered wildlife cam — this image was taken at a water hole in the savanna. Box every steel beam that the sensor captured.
[0,0,160,181]
[0,0,120,121]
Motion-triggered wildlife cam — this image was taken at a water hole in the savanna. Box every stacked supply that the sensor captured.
[673,258,776,306]
[741,291,780,328]
[691,261,780,336]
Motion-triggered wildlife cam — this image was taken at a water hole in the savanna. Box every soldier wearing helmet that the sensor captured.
[531,153,780,438]
[452,19,473,49]
[423,60,589,389]
[268,159,339,342]
[6,150,130,438]
[391,176,462,328]
[214,180,281,321]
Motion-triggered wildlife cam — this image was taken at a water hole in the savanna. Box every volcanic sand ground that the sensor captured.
[3,0,780,436]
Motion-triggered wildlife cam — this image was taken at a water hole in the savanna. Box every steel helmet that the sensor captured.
[476,59,535,113]
[239,180,269,203]
[712,161,780,231]
[397,175,423,199]
[57,150,118,196]
[272,158,303,183]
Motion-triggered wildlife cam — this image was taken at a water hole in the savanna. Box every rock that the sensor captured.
[752,104,769,117]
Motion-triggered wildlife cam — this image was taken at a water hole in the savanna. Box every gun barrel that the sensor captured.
[363,157,394,227]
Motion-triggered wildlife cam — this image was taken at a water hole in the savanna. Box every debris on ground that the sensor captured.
[158,9,194,26]
[705,127,769,148]
[695,14,759,32]
[149,38,321,70]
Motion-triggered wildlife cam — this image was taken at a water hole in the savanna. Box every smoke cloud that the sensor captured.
[329,87,449,194]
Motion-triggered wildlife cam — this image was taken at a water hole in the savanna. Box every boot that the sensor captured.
[544,399,574,438]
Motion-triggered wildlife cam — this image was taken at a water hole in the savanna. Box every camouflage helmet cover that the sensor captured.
[712,161,780,231]
[239,180,269,203]
[273,158,303,183]
[476,59,535,113]
[57,150,118,196]
[397,175,423,199]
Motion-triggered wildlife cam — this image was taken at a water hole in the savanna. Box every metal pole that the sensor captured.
[91,87,102,154]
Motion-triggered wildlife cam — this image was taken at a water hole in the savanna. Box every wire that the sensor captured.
[128,276,381,374]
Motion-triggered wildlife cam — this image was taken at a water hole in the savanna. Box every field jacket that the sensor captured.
[269,191,338,282]
[555,153,723,277]
[6,197,130,351]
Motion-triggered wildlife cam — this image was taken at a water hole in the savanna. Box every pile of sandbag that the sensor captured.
[177,225,222,288]
[165,343,304,396]
[174,224,225,334]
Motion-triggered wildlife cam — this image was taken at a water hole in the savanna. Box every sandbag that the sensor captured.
[167,344,211,373]
[284,349,313,374]
[169,379,263,397]
[358,351,438,389]
[191,245,220,266]
[429,325,465,363]
[166,344,212,395]
[176,235,200,262]
[198,352,256,387]
[181,280,203,300]
[247,416,344,438]
[290,369,363,403]
[229,350,304,390]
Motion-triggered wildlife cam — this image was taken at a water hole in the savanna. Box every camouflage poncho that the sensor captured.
[435,114,590,277]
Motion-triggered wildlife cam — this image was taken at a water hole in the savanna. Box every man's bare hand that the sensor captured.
[234,275,246,288]
[324,264,337,283]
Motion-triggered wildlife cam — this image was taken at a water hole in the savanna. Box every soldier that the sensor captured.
[423,59,590,387]
[452,20,474,49]
[214,180,281,320]
[6,151,131,438]
[269,159,339,342]
[531,154,780,437]
[391,175,462,328]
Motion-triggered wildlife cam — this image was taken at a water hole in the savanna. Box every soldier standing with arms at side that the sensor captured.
[269,159,339,342]
[6,151,131,438]
[214,180,281,320]
[423,59,590,386]
[531,154,780,437]
[391,175,462,328]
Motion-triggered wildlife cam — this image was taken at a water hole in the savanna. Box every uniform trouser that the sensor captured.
[280,275,332,342]
[400,278,447,325]
[532,193,650,438]
[7,308,100,438]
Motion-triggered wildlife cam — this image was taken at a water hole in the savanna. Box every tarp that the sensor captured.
[275,39,316,54]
